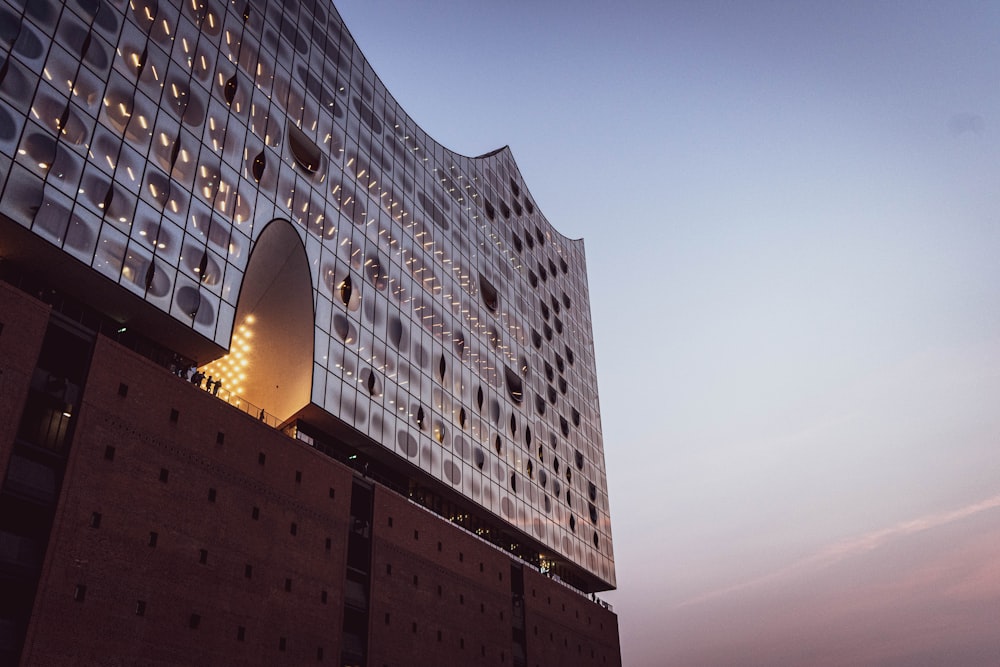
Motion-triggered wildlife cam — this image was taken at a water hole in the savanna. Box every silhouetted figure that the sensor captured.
[191,370,204,386]
[212,378,222,396]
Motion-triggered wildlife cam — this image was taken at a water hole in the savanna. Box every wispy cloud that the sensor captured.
[677,492,1000,608]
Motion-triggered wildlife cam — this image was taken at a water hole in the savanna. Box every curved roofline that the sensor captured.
[333,8,584,245]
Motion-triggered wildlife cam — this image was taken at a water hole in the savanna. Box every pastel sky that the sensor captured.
[336,2,1000,665]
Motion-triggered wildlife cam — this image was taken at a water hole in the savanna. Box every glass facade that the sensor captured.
[0,0,614,588]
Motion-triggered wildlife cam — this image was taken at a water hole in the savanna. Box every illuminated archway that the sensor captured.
[202,220,313,422]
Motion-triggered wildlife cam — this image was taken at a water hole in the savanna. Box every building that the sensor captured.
[0,0,620,665]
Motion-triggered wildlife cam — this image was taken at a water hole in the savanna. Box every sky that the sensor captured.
[336,2,1000,665]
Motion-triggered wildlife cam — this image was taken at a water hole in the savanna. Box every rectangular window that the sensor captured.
[135,600,146,616]
[208,488,217,502]
[284,578,292,592]
[117,382,128,397]
[216,431,225,444]
[104,445,116,461]
[189,614,200,629]
[295,470,302,483]
[148,531,158,547]
[325,537,331,551]
[251,506,259,520]
[245,564,253,578]
[317,647,323,661]
[199,549,208,564]
[279,637,286,651]
[90,512,102,528]
[159,468,169,483]
[437,541,442,552]
[237,626,246,641]
[290,522,297,536]
[258,452,266,465]
[320,590,328,604]
[74,584,86,602]
[413,529,418,540]
[328,487,335,499]
[169,408,179,423]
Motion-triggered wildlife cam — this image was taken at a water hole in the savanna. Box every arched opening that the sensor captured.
[200,219,313,422]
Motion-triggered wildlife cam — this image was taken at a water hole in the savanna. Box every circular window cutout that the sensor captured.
[287,122,323,174]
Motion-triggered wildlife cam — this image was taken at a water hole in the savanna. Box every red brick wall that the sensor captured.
[14,332,622,667]
[21,337,355,666]
[368,487,622,667]
[522,567,622,667]
[369,485,515,666]
[0,283,51,481]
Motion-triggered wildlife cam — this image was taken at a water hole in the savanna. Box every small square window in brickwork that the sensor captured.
[325,537,331,551]
[199,549,208,564]
[411,622,417,633]
[104,445,116,461]
[295,470,302,483]
[251,506,259,520]
[437,541,442,552]
[245,564,253,579]
[169,408,179,423]
[135,600,146,616]
[387,516,392,527]
[74,584,86,602]
[384,613,390,625]
[386,564,391,575]
[148,531,158,547]
[258,452,266,465]
[117,382,128,397]
[278,637,286,651]
[90,512,102,528]
[284,578,292,592]
[159,468,169,483]
[329,487,335,499]
[237,626,246,641]
[413,530,418,540]
[320,590,328,604]
[216,431,225,444]
[290,522,297,536]
[208,488,216,502]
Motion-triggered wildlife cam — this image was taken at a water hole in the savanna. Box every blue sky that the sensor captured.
[337,2,1000,664]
